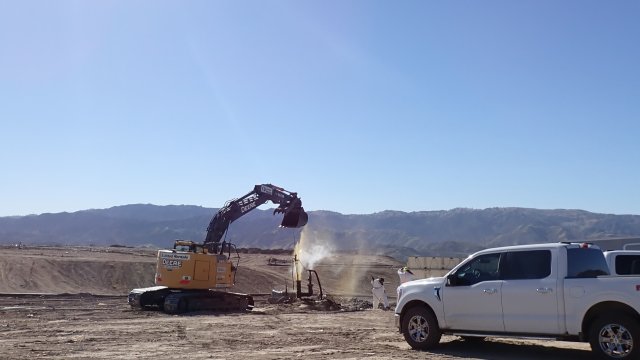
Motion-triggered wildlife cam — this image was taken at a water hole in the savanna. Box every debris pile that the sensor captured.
[267,289,297,304]
[266,292,342,312]
[333,297,372,312]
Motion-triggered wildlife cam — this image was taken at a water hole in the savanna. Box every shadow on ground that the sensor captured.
[426,338,593,360]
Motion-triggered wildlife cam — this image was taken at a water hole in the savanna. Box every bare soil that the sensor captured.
[0,245,592,359]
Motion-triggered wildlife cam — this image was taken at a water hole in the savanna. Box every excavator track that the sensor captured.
[128,286,253,314]
[163,290,254,314]
[128,286,171,310]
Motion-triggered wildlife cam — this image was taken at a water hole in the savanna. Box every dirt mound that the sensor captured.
[0,246,405,298]
[0,246,155,295]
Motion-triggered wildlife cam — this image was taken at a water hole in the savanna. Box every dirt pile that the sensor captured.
[0,246,156,295]
[0,246,405,298]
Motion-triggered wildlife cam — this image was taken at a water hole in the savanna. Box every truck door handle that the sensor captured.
[536,287,553,294]
[482,288,497,294]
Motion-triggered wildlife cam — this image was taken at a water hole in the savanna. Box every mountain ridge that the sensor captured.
[1,205,640,258]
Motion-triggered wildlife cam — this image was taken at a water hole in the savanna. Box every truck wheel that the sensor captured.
[589,315,639,359]
[401,306,441,350]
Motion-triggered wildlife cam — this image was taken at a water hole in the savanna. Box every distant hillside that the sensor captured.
[1,205,640,257]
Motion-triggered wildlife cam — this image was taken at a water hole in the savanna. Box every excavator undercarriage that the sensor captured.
[128,287,254,314]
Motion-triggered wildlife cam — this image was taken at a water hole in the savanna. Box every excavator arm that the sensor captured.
[203,184,308,253]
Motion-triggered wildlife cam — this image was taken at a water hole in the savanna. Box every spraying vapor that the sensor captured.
[293,227,335,279]
[293,227,380,296]
[295,228,333,268]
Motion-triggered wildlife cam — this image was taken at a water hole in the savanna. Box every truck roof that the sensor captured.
[604,250,640,255]
[471,242,597,257]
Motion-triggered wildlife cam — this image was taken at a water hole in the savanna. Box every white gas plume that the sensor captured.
[292,228,377,296]
[293,227,335,277]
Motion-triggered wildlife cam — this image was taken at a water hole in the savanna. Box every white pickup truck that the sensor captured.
[395,242,640,359]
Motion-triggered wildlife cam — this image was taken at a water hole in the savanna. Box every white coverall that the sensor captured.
[371,278,389,310]
[397,267,416,284]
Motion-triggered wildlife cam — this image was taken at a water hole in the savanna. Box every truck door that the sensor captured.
[442,252,504,332]
[500,250,559,334]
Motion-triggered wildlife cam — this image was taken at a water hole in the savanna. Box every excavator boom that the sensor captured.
[204,184,308,253]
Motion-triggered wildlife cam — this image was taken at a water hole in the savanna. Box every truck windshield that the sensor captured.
[567,248,610,278]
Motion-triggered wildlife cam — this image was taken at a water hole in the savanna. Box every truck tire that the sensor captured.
[589,315,639,359]
[401,306,441,350]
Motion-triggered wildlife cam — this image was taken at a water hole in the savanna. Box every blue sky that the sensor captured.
[1,1,639,217]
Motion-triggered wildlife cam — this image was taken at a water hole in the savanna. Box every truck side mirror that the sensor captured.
[446,274,458,286]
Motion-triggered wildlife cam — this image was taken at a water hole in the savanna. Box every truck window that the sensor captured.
[501,250,551,280]
[567,248,610,278]
[615,255,640,275]
[451,253,501,286]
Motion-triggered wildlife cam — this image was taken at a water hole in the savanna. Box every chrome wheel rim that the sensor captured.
[599,323,633,358]
[408,315,429,343]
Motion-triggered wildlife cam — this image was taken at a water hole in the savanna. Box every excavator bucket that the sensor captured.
[281,207,308,228]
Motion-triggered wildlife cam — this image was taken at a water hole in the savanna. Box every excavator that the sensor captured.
[128,184,308,314]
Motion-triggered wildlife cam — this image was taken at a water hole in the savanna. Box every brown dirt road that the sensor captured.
[0,245,592,359]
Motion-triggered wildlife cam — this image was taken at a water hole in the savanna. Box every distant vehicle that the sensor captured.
[395,242,640,360]
[604,250,640,276]
[267,257,292,266]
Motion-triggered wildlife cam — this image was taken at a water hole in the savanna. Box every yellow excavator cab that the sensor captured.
[172,240,207,253]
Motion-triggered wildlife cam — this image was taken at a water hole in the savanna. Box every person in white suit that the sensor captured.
[371,276,389,310]
[397,266,416,284]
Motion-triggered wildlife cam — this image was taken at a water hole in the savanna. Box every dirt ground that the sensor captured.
[0,245,593,359]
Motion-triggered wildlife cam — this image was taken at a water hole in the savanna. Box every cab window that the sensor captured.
[567,248,609,278]
[501,250,551,280]
[450,253,501,286]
